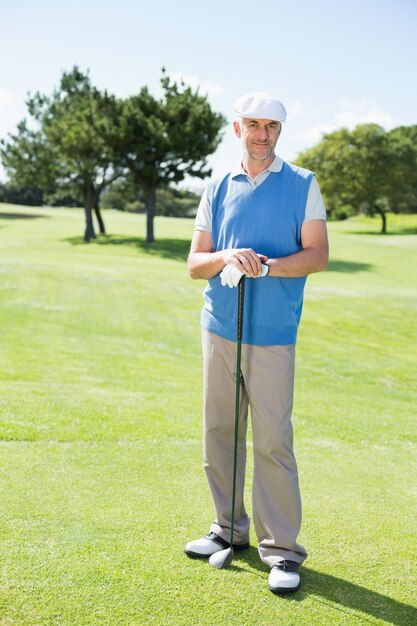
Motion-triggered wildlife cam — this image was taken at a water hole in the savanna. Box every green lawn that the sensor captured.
[0,205,416,625]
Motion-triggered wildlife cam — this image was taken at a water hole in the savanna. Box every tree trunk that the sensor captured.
[94,197,106,235]
[376,208,387,234]
[84,184,96,242]
[145,186,157,243]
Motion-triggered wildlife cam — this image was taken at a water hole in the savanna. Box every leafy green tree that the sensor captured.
[295,127,356,220]
[349,124,394,233]
[0,119,59,202]
[387,125,417,215]
[1,67,125,241]
[34,67,126,240]
[1,67,224,241]
[296,123,417,233]
[120,70,225,242]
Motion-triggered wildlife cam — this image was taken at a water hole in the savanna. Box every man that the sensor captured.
[185,92,328,594]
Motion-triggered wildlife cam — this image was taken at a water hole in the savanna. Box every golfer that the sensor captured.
[185,91,328,594]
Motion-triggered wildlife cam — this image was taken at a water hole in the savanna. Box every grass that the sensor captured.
[0,205,416,625]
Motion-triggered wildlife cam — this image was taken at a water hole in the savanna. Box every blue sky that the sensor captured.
[1,0,416,187]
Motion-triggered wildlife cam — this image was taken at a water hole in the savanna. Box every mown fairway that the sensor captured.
[0,205,416,625]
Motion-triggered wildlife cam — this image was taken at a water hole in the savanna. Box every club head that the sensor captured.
[209,547,234,569]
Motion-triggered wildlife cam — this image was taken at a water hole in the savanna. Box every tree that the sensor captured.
[295,127,356,220]
[296,123,417,233]
[1,67,224,241]
[120,70,225,242]
[387,125,417,215]
[1,67,125,241]
[0,119,59,203]
[36,67,127,241]
[349,124,394,234]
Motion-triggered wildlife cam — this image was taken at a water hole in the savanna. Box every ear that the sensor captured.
[233,120,242,138]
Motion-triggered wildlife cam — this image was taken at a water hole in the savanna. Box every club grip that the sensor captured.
[237,276,245,342]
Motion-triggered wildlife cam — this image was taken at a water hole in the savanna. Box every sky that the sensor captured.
[1,0,416,189]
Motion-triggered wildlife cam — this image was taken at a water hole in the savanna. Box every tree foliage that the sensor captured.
[387,125,417,214]
[29,67,124,240]
[119,70,225,241]
[0,67,225,242]
[296,123,417,233]
[0,119,58,200]
[1,68,124,241]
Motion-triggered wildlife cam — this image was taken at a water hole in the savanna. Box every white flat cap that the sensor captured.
[233,91,287,123]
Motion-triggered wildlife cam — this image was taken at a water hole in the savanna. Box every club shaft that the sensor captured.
[230,276,245,548]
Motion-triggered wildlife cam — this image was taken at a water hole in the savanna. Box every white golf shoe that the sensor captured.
[268,560,301,594]
[184,532,249,558]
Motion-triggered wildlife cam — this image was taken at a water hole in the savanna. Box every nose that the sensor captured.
[257,127,269,141]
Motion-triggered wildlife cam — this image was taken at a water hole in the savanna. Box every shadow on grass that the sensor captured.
[327,260,373,273]
[65,237,376,272]
[0,211,49,220]
[66,234,190,261]
[347,228,417,236]
[232,548,415,625]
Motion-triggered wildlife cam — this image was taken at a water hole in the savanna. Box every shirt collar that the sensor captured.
[231,154,284,179]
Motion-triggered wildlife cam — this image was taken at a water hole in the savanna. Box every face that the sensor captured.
[233,118,281,162]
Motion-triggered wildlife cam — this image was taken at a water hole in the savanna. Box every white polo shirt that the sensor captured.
[195,155,326,232]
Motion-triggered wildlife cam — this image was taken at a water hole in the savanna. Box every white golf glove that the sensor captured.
[220,264,244,288]
[220,263,269,288]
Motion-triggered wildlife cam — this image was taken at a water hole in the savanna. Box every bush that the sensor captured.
[101,183,200,217]
[0,184,43,206]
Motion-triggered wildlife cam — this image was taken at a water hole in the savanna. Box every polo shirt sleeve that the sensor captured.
[304,177,327,222]
[194,187,212,232]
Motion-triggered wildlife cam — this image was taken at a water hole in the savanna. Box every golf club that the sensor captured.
[209,275,245,569]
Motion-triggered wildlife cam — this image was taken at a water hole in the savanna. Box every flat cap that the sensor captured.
[233,91,287,123]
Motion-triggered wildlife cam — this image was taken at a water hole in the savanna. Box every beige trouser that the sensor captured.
[202,329,307,567]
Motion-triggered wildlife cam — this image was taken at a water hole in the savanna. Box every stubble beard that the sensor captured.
[244,144,275,161]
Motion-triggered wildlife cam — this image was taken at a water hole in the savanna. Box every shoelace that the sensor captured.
[275,560,298,571]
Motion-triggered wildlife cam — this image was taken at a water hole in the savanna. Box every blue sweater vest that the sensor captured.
[201,162,314,345]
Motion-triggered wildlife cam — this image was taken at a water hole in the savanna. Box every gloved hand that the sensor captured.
[220,264,244,287]
[220,263,269,288]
